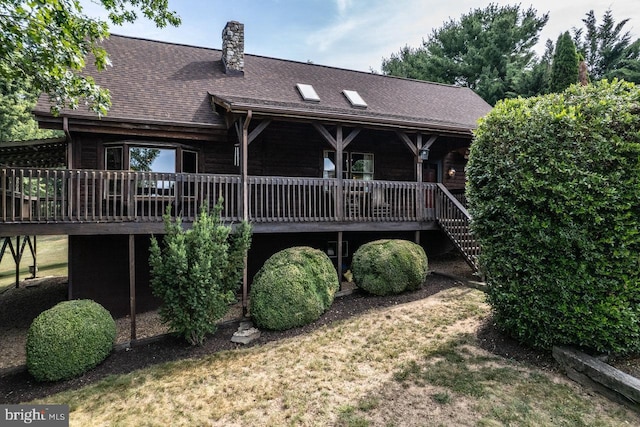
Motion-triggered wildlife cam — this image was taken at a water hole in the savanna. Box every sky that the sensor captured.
[79,0,640,73]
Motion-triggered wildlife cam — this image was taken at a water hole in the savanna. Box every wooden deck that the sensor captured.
[1,168,444,235]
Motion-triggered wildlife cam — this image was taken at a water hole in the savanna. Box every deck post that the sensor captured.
[241,111,252,316]
[128,234,136,341]
[337,231,343,290]
[30,236,37,278]
[67,237,73,300]
[14,236,20,288]
[336,126,344,220]
[416,134,424,220]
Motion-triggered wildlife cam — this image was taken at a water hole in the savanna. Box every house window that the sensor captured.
[127,147,175,196]
[323,151,374,180]
[129,147,175,173]
[323,150,347,179]
[105,147,123,170]
[182,150,198,173]
[105,147,124,195]
[350,152,374,180]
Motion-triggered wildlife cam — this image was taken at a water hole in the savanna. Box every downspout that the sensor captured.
[241,110,252,317]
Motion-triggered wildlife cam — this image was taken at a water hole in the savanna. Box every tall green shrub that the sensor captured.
[467,79,640,354]
[149,200,252,345]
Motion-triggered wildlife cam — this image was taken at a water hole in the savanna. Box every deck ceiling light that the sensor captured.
[447,167,456,178]
[419,147,430,161]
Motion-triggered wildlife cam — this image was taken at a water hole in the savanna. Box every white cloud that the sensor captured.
[334,0,352,15]
[305,0,440,71]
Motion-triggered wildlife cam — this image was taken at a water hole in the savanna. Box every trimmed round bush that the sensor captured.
[467,80,640,354]
[352,239,428,295]
[250,247,339,330]
[26,299,116,382]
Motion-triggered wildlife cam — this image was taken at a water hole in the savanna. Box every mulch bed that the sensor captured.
[0,272,560,405]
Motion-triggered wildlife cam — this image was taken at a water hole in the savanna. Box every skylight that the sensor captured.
[296,83,320,102]
[342,90,367,108]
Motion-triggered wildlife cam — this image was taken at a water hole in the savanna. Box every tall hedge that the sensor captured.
[467,79,640,354]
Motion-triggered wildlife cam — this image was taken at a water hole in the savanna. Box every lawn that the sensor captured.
[0,235,68,290]
[32,287,639,426]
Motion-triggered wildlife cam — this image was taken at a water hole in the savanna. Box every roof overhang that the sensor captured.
[34,111,228,141]
[210,94,476,137]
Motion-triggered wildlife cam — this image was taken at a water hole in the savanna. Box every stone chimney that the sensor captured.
[222,21,244,75]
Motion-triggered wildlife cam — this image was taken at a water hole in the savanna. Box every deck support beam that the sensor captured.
[336,126,344,220]
[129,234,136,341]
[337,231,343,289]
[0,235,36,288]
[240,111,252,317]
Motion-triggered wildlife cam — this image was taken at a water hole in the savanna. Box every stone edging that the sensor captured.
[553,346,640,412]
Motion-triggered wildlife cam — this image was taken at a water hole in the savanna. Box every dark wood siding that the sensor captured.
[248,121,327,177]
[69,234,159,317]
[70,123,472,189]
[202,135,236,174]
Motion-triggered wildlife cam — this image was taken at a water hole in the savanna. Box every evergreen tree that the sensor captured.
[149,201,252,346]
[573,9,640,83]
[550,32,579,92]
[381,4,548,105]
[511,39,554,97]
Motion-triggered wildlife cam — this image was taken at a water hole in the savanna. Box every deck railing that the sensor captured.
[1,168,242,223]
[1,168,442,224]
[248,176,338,222]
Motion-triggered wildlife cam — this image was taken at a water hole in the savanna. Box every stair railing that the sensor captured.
[434,184,480,272]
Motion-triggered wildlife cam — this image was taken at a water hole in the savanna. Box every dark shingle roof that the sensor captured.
[34,35,491,133]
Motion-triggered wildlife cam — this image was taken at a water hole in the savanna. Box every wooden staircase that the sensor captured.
[435,184,480,272]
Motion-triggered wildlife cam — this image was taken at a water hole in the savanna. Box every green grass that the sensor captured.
[0,235,67,290]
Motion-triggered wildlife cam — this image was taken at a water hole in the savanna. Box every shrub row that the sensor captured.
[251,240,428,330]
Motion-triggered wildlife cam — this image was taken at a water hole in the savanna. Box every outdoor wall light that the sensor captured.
[419,147,430,161]
[447,168,456,178]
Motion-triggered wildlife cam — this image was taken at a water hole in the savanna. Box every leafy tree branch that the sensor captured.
[0,0,180,117]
